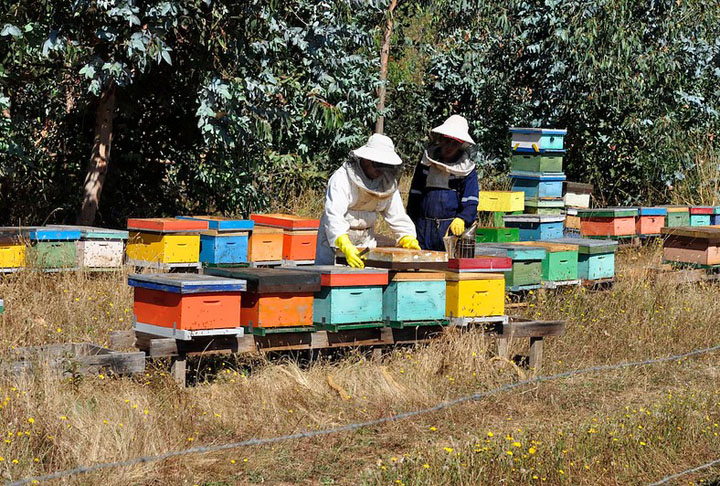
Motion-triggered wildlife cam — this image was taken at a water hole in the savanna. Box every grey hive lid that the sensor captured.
[128,273,246,294]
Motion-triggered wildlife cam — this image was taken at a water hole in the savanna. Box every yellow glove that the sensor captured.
[398,235,421,250]
[449,217,465,236]
[335,234,365,268]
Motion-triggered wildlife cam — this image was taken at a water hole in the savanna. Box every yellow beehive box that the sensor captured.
[478,191,525,212]
[445,272,505,317]
[0,244,26,268]
[126,232,200,264]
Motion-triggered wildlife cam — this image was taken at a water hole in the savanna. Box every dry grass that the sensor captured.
[0,244,719,485]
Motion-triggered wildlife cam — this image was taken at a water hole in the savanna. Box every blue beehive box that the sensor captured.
[510,172,566,200]
[503,215,565,241]
[712,207,720,225]
[547,237,618,280]
[382,272,446,322]
[510,128,567,152]
[199,231,249,265]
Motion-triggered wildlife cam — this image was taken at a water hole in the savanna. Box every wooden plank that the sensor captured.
[204,267,321,293]
[349,247,447,263]
[499,320,566,338]
[389,271,446,281]
[511,241,579,252]
[444,272,505,281]
[170,356,186,386]
[282,265,389,287]
[109,330,135,350]
[661,226,720,240]
[528,337,543,374]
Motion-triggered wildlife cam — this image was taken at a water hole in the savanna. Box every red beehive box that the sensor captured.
[250,213,320,230]
[128,274,244,330]
[447,256,512,272]
[580,218,635,237]
[282,230,317,261]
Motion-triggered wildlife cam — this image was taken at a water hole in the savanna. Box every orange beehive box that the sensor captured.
[636,215,665,235]
[580,217,635,236]
[283,230,318,261]
[127,218,208,233]
[128,274,245,330]
[248,226,284,262]
[241,293,314,327]
[250,213,320,230]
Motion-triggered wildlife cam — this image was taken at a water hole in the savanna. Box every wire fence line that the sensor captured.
[6,343,720,486]
[648,457,720,485]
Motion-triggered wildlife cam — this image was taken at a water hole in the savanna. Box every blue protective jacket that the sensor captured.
[407,147,479,251]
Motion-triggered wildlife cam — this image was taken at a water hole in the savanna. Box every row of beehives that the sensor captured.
[128,263,509,340]
[0,214,320,272]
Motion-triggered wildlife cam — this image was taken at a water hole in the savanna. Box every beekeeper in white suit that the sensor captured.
[315,133,421,268]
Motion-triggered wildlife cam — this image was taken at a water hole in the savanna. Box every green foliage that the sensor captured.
[1,0,719,225]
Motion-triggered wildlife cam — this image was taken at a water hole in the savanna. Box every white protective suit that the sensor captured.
[315,157,417,265]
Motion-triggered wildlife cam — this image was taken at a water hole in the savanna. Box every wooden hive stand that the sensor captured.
[491,317,566,374]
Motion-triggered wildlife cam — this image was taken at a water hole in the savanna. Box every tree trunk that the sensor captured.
[78,84,116,226]
[375,0,398,135]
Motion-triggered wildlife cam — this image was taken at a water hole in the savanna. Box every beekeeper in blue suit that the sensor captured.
[315,133,421,268]
[407,115,479,251]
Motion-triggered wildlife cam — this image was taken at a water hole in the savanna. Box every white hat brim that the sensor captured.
[352,145,403,166]
[431,126,475,145]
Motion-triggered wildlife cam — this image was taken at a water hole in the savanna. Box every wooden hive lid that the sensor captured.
[474,243,547,260]
[503,215,565,223]
[278,265,388,287]
[509,171,566,181]
[250,213,320,230]
[658,205,689,213]
[128,273,246,294]
[46,225,128,240]
[198,230,249,237]
[564,181,594,194]
[351,247,447,263]
[25,227,82,241]
[511,241,579,252]
[252,225,284,235]
[127,218,208,233]
[635,207,667,216]
[389,271,446,282]
[510,127,567,135]
[690,206,714,215]
[545,238,617,254]
[660,226,720,240]
[177,215,254,232]
[577,207,638,218]
[0,227,25,244]
[444,272,505,282]
[204,267,321,294]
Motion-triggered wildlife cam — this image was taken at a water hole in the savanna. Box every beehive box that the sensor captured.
[524,199,564,215]
[445,272,505,318]
[25,228,81,269]
[126,232,200,264]
[578,208,638,237]
[339,247,447,270]
[383,272,446,322]
[513,241,579,281]
[634,207,667,236]
[690,207,713,227]
[503,215,565,241]
[447,256,512,273]
[510,152,563,173]
[547,237,618,280]
[475,227,519,243]
[563,182,593,209]
[0,228,25,270]
[204,267,321,328]
[0,299,4,314]
[49,225,128,269]
[661,206,690,227]
[129,274,246,331]
[293,266,388,325]
[199,231,249,265]
[510,127,567,152]
[282,230,317,261]
[478,191,524,212]
[248,226,284,262]
[474,244,546,288]
[510,172,566,201]
[661,227,720,266]
[712,207,720,226]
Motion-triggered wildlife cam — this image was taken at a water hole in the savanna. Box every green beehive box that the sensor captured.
[660,206,690,227]
[524,199,565,215]
[27,242,77,269]
[474,244,546,288]
[0,299,4,314]
[510,153,563,173]
[475,227,519,243]
[542,250,579,281]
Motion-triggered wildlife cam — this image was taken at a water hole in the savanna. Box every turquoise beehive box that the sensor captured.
[503,215,565,241]
[547,237,618,280]
[294,266,388,326]
[382,272,446,322]
[510,128,567,152]
[510,172,566,200]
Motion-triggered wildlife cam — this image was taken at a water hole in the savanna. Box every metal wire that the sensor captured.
[6,343,720,486]
[647,457,720,485]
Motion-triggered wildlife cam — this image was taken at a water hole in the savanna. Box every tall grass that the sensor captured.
[0,246,719,484]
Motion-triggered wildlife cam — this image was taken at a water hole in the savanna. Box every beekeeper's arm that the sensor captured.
[322,171,365,267]
[382,190,420,249]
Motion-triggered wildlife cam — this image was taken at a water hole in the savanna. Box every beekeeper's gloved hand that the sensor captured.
[397,235,421,250]
[335,234,365,268]
[449,217,465,236]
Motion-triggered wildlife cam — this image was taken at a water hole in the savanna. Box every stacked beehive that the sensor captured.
[444,256,511,320]
[475,191,523,243]
[689,206,713,227]
[505,128,567,240]
[474,244,547,291]
[250,214,318,264]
